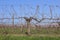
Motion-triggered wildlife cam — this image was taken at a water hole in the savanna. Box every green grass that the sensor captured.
[0,27,60,34]
[0,35,60,40]
[0,27,60,40]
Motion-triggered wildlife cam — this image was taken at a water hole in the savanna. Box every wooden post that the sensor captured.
[24,17,32,35]
[20,24,23,33]
[27,21,31,35]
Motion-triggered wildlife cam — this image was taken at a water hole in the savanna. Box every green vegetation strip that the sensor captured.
[0,34,60,40]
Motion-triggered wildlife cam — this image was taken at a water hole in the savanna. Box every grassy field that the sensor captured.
[0,34,60,40]
[0,26,60,40]
[0,27,60,34]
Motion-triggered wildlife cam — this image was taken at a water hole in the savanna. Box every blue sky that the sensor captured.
[0,0,60,24]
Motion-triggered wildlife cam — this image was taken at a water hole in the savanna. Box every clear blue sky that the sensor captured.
[0,0,60,24]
